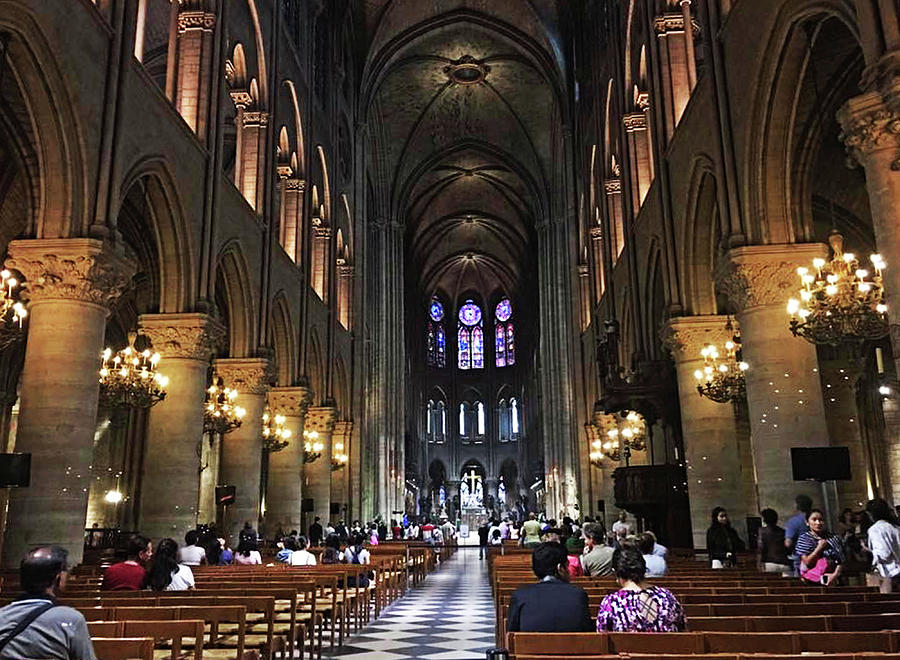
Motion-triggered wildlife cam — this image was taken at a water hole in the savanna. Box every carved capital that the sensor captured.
[333,420,354,440]
[715,244,828,312]
[306,406,337,434]
[139,313,225,361]
[268,386,313,417]
[837,91,900,167]
[577,264,589,278]
[589,226,603,239]
[230,90,253,109]
[654,12,700,36]
[276,165,293,179]
[178,10,216,32]
[284,178,306,193]
[624,112,647,132]
[634,91,651,111]
[213,357,274,395]
[7,238,136,308]
[662,315,737,362]
[604,178,622,194]
[314,226,332,240]
[242,111,268,127]
[338,264,354,278]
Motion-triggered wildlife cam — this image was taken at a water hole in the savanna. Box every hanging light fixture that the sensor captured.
[0,270,27,351]
[787,231,888,345]
[303,429,324,463]
[98,333,168,409]
[204,377,245,435]
[261,406,292,453]
[331,439,348,471]
[694,320,749,403]
[587,422,618,467]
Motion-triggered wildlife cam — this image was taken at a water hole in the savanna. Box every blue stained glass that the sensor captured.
[429,299,444,322]
[458,301,482,327]
[458,326,470,369]
[436,325,446,367]
[507,324,515,365]
[472,326,484,369]
[438,485,446,507]
[495,324,506,368]
[496,298,512,322]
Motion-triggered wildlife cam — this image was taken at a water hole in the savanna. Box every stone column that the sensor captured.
[138,313,223,541]
[175,8,216,141]
[654,10,699,139]
[625,113,652,209]
[839,92,900,502]
[265,386,312,534]
[238,111,268,212]
[2,239,134,567]
[330,421,352,517]
[337,263,353,330]
[281,179,306,263]
[305,406,336,525]
[604,178,625,262]
[214,357,272,542]
[663,315,750,548]
[718,244,831,517]
[312,226,331,301]
[589,226,605,301]
[577,264,591,331]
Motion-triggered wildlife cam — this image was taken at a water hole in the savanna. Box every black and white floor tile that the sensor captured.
[325,548,496,659]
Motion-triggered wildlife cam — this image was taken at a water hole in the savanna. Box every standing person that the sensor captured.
[478,519,490,559]
[866,498,900,593]
[596,545,685,632]
[706,507,744,568]
[520,512,542,548]
[612,511,632,537]
[308,516,324,546]
[581,525,615,577]
[796,509,845,585]
[506,543,593,633]
[785,494,813,575]
[758,508,791,575]
[147,539,194,591]
[392,519,403,540]
[178,530,206,566]
[0,546,96,660]
[239,521,257,545]
[102,534,153,591]
[233,537,262,565]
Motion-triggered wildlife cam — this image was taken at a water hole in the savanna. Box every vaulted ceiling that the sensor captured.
[359,0,566,305]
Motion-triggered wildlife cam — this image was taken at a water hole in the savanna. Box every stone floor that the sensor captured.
[325,547,496,659]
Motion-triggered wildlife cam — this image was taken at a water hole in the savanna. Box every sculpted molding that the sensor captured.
[662,316,737,362]
[214,357,275,395]
[268,386,313,416]
[306,406,337,434]
[139,313,225,361]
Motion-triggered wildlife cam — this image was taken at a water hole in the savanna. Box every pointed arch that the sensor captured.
[306,329,324,403]
[333,357,349,417]
[283,80,306,178]
[681,156,721,315]
[244,0,269,107]
[316,145,332,220]
[269,291,296,387]
[215,240,255,357]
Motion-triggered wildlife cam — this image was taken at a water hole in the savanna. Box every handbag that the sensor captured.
[801,556,831,583]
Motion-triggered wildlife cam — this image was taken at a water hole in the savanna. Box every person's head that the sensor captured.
[351,532,366,548]
[545,528,563,544]
[284,536,299,551]
[147,538,179,591]
[529,512,536,520]
[185,529,199,547]
[531,542,569,581]
[612,545,647,585]
[867,498,895,523]
[492,529,501,539]
[242,521,252,530]
[565,536,584,555]
[21,546,69,596]
[761,508,779,528]
[807,508,828,536]
[711,506,729,527]
[796,494,813,515]
[314,516,321,523]
[618,511,627,522]
[325,533,341,550]
[297,535,309,550]
[127,534,153,563]
[840,508,854,524]
[637,532,655,556]
[321,547,339,564]
[584,525,605,549]
[237,536,257,556]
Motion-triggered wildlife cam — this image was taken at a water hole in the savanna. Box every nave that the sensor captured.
[326,549,494,660]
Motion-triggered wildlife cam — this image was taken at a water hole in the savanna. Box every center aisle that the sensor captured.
[327,547,496,660]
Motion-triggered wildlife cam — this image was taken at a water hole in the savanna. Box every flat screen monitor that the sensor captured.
[0,453,30,488]
[791,447,851,481]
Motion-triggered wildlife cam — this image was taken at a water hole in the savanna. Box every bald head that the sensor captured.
[21,546,68,596]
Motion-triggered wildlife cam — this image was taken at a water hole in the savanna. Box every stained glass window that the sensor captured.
[427,298,446,368]
[430,299,444,322]
[426,400,433,435]
[459,402,466,436]
[457,299,483,370]
[495,298,515,367]
[511,397,520,436]
[477,401,485,435]
[438,485,446,507]
[435,325,446,366]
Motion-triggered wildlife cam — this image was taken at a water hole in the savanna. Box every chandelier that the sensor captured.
[787,231,888,345]
[203,377,245,435]
[0,270,26,351]
[261,406,292,453]
[98,333,168,409]
[331,439,348,471]
[694,323,748,403]
[589,411,647,466]
[303,429,324,463]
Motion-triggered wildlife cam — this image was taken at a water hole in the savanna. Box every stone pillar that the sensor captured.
[589,226,605,302]
[281,179,306,263]
[337,263,353,330]
[2,239,134,567]
[197,431,221,525]
[654,11,698,140]
[238,111,268,212]
[305,406,337,526]
[175,8,216,141]
[312,226,331,301]
[265,386,312,534]
[717,244,831,517]
[624,112,652,209]
[330,421,352,518]
[605,178,625,262]
[214,357,272,542]
[230,91,252,189]
[577,264,591,331]
[839,92,900,502]
[664,315,750,548]
[138,313,223,541]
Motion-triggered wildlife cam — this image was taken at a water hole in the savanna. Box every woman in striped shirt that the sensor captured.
[795,509,845,585]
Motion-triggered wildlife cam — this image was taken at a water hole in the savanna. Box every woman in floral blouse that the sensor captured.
[596,545,685,632]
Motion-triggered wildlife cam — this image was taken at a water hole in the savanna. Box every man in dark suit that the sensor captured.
[308,517,324,546]
[506,542,593,632]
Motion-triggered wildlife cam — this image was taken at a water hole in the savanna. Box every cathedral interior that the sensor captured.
[1,0,900,565]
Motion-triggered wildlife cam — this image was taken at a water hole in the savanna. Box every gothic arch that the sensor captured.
[215,240,255,357]
[333,357,349,418]
[680,156,720,316]
[306,329,324,404]
[269,291,296,387]
[316,146,331,220]
[283,80,306,178]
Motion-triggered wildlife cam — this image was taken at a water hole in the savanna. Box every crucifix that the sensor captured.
[464,468,481,495]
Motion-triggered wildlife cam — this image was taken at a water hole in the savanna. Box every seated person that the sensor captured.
[276,537,297,563]
[565,537,584,578]
[597,545,685,632]
[796,508,845,585]
[147,538,194,591]
[218,538,234,565]
[581,524,615,577]
[639,533,667,577]
[646,531,667,557]
[506,542,593,632]
[0,546,96,660]
[233,537,262,565]
[178,529,206,566]
[101,534,152,590]
[758,508,791,575]
[290,536,317,566]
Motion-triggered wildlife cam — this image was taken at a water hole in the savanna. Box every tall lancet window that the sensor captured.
[495,298,515,367]
[458,300,484,369]
[426,298,446,367]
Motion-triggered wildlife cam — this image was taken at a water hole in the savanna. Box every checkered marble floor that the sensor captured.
[325,548,496,659]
